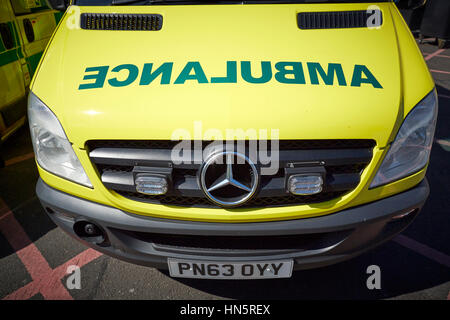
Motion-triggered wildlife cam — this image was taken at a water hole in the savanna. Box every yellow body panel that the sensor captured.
[31,2,434,222]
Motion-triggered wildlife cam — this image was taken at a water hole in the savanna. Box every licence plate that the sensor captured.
[168,258,293,279]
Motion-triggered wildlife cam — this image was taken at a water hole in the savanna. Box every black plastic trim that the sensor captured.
[80,13,163,31]
[101,171,360,197]
[297,10,383,29]
[90,147,372,168]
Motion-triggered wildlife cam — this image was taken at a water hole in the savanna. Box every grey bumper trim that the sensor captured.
[36,178,429,236]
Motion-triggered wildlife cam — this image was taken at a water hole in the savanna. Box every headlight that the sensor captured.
[370,89,438,188]
[28,92,92,187]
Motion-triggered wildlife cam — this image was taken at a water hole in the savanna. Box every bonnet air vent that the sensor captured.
[297,10,382,29]
[80,13,162,31]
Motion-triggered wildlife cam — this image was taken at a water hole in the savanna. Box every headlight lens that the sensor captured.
[28,92,92,187]
[370,89,438,188]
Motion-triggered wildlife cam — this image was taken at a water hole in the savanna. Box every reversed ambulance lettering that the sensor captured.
[78,61,383,90]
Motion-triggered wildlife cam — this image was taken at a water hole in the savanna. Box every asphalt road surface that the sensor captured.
[0,42,449,300]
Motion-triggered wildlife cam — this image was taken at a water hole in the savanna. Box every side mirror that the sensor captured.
[395,0,427,10]
[45,0,70,11]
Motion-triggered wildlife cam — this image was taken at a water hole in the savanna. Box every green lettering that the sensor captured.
[139,62,173,85]
[241,61,272,84]
[174,62,208,84]
[307,62,347,86]
[351,65,383,88]
[211,61,237,83]
[108,64,139,87]
[78,66,109,90]
[274,62,305,84]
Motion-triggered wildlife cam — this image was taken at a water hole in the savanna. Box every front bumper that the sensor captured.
[37,178,429,271]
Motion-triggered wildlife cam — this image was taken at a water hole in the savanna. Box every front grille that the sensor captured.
[80,13,162,31]
[87,140,375,208]
[116,190,347,209]
[87,139,375,150]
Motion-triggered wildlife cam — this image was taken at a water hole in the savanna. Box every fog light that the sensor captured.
[135,175,168,195]
[288,174,323,195]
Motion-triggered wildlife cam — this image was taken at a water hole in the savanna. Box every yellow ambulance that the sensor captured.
[30,0,436,279]
[0,0,62,141]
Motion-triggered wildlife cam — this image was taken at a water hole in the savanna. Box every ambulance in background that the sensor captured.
[0,0,63,142]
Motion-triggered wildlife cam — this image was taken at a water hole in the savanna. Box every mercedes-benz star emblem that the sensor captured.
[200,151,259,207]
